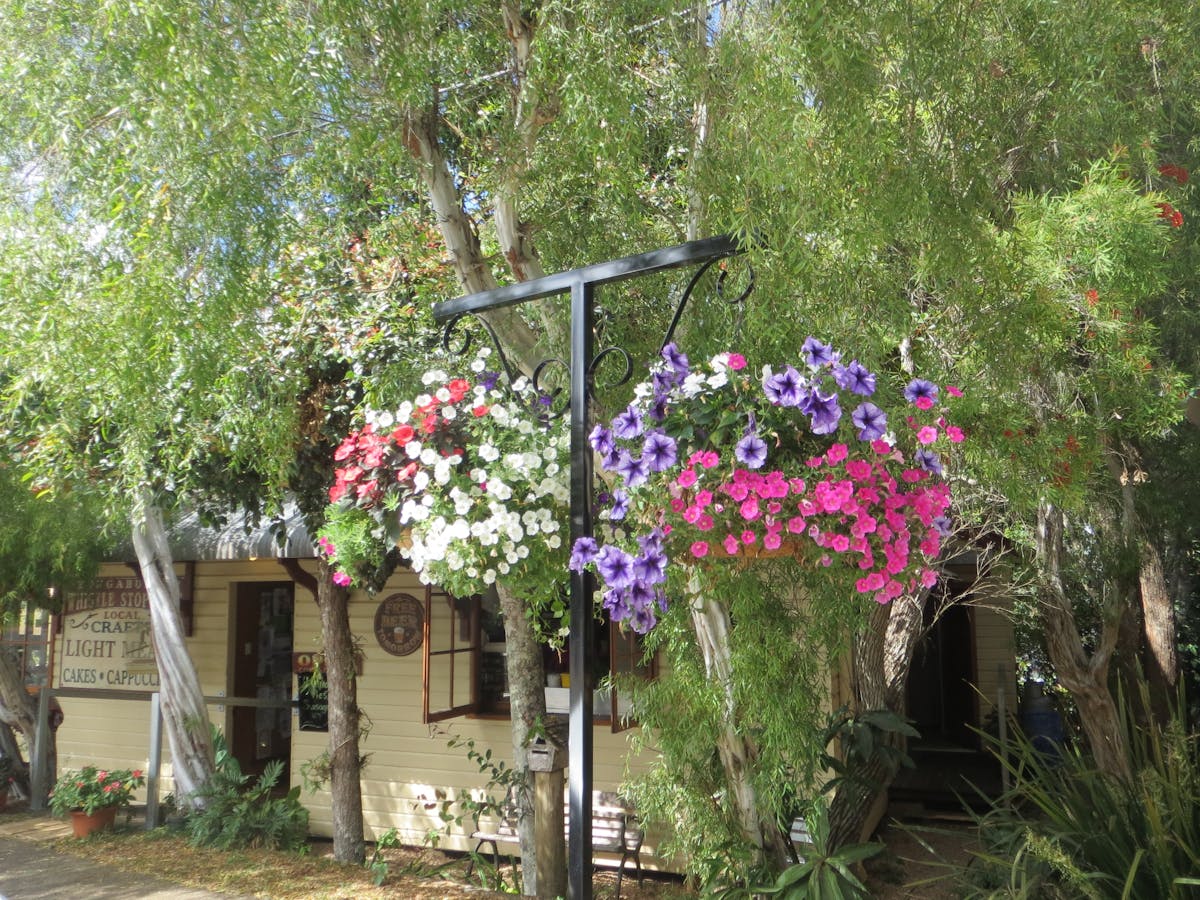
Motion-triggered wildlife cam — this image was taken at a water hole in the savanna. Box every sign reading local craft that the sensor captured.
[60,576,160,690]
[373,593,424,657]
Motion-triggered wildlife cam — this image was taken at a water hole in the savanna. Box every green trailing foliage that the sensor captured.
[951,685,1200,899]
[183,729,309,853]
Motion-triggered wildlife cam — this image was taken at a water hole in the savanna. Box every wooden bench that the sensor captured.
[468,788,644,898]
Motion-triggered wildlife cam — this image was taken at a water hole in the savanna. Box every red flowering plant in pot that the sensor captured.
[571,338,963,632]
[50,765,145,817]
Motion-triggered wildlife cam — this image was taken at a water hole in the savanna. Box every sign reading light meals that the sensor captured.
[60,576,160,690]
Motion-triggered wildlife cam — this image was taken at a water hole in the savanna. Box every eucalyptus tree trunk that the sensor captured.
[313,561,365,863]
[687,577,791,871]
[827,594,925,849]
[495,582,559,897]
[1036,501,1130,781]
[0,648,38,798]
[0,721,31,798]
[130,497,215,804]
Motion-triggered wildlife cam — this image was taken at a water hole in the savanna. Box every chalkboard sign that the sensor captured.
[297,671,328,732]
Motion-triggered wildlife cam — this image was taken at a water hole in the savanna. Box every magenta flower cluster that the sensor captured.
[571,341,962,632]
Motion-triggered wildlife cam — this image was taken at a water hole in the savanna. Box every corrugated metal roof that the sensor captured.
[115,502,316,562]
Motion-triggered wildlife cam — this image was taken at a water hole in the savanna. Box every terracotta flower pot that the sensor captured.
[70,806,118,838]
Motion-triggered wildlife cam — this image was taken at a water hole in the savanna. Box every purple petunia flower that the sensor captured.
[604,588,632,622]
[611,405,645,440]
[609,490,630,521]
[647,395,669,423]
[627,580,657,611]
[801,336,836,369]
[933,516,952,537]
[851,402,888,441]
[596,546,635,588]
[763,366,805,407]
[834,360,877,396]
[801,389,842,434]
[614,450,650,488]
[642,431,678,472]
[735,432,769,469]
[569,537,599,572]
[589,424,615,458]
[480,371,500,391]
[915,447,944,477]
[904,379,939,405]
[633,548,668,585]
[629,603,657,634]
[652,369,680,397]
[638,528,666,554]
[662,342,690,376]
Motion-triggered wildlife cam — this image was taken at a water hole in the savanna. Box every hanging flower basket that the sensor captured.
[571,339,963,632]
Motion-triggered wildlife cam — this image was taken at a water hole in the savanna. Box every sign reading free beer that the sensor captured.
[60,576,160,690]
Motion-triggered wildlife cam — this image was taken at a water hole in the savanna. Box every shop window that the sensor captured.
[0,604,53,687]
[421,588,655,728]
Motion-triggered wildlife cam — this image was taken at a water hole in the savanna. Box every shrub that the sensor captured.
[183,729,309,852]
[956,685,1200,899]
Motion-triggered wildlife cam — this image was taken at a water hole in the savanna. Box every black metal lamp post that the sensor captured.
[433,234,744,899]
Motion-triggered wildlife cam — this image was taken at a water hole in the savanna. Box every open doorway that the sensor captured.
[906,591,978,749]
[230,582,294,782]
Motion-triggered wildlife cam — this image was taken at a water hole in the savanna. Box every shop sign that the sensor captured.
[60,576,159,690]
[373,593,424,657]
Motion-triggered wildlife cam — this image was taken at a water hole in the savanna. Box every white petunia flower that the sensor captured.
[376,411,395,428]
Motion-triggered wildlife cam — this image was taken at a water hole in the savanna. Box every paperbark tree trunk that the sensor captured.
[130,497,215,805]
[495,582,559,897]
[827,593,925,849]
[687,581,791,870]
[314,560,366,864]
[1138,536,1177,720]
[1036,501,1130,781]
[0,649,39,798]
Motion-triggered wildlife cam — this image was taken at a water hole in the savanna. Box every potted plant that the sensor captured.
[0,754,14,811]
[49,765,145,837]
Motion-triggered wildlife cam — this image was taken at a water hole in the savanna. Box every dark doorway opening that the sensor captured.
[906,592,978,749]
[230,582,294,783]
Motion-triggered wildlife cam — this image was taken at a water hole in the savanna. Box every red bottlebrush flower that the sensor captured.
[1157,201,1183,226]
[1085,289,1099,307]
[1158,163,1189,184]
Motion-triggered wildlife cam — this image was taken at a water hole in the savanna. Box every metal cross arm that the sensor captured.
[431,233,745,900]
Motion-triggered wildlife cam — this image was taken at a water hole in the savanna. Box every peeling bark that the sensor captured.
[687,581,790,870]
[130,497,215,803]
[314,560,365,864]
[1036,501,1130,781]
[828,593,924,849]
[495,582,557,897]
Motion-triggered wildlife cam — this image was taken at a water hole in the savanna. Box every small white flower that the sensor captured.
[441,405,457,421]
[470,357,486,373]
[498,562,511,574]
[376,411,395,428]
[415,393,433,407]
[420,448,438,465]
[406,441,422,459]
[710,353,730,371]
[707,371,728,389]
[479,444,500,462]
[397,401,413,422]
[414,471,430,491]
[483,570,496,585]
[435,387,451,402]
[546,535,561,549]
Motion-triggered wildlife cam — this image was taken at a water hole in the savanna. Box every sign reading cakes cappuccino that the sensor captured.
[60,576,159,689]
[373,593,424,657]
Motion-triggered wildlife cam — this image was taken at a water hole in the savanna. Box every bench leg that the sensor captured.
[465,839,498,880]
